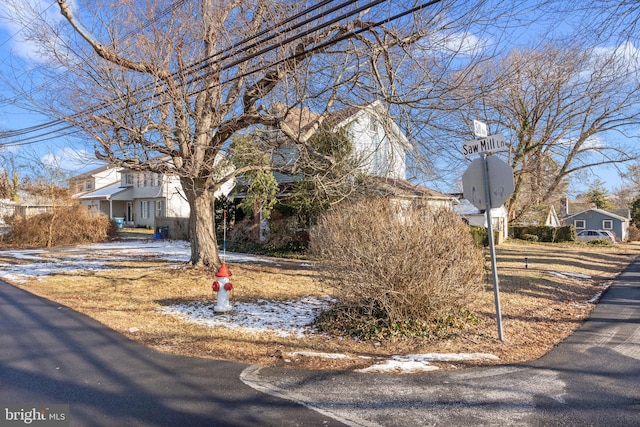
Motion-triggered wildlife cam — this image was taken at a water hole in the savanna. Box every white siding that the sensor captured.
[345,113,406,179]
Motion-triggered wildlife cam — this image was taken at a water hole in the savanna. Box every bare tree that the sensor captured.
[554,1,640,46]
[0,151,20,202]
[19,151,72,248]
[2,0,525,267]
[426,43,640,221]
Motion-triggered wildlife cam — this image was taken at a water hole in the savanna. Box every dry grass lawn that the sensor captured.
[4,240,640,371]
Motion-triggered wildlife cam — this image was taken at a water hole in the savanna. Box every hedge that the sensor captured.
[510,225,576,243]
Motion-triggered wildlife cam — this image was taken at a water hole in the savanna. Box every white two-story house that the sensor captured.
[269,100,409,183]
[71,154,233,236]
[236,101,457,240]
[72,168,182,228]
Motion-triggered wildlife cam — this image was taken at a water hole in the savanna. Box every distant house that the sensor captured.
[0,199,56,220]
[561,208,630,241]
[512,204,561,227]
[274,101,458,212]
[554,197,630,241]
[363,176,458,210]
[233,101,461,240]
[327,101,409,179]
[454,198,509,243]
[544,205,562,227]
[71,155,234,238]
[69,165,121,195]
[354,176,460,225]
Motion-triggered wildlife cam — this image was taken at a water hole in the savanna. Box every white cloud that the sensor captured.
[0,0,71,63]
[593,41,640,63]
[589,41,640,79]
[413,30,489,60]
[434,31,487,56]
[40,146,102,173]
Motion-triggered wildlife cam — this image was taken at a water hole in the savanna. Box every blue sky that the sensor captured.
[0,0,101,175]
[0,1,638,196]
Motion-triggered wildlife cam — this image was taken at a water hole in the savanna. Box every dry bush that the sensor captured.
[4,204,116,247]
[627,224,640,242]
[310,198,485,338]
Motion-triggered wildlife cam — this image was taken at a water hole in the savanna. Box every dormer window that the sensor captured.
[124,173,135,186]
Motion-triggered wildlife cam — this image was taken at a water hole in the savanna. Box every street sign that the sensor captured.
[461,155,514,210]
[461,153,514,341]
[473,120,488,138]
[462,134,506,156]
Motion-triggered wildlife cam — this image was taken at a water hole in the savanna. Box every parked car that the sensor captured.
[576,229,616,244]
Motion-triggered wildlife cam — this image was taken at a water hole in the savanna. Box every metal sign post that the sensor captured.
[481,153,504,341]
[223,209,227,262]
[462,121,511,341]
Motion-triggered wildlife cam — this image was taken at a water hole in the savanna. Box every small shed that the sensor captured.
[454,198,509,243]
[561,208,630,241]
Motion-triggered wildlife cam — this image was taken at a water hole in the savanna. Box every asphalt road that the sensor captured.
[0,280,346,426]
[2,258,639,426]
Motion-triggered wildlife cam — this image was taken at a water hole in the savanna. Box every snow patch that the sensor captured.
[548,271,592,279]
[159,296,334,338]
[356,353,499,373]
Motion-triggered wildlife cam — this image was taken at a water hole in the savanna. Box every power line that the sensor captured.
[0,0,348,143]
[0,0,190,109]
[1,0,443,148]
[1,0,356,145]
[0,1,57,51]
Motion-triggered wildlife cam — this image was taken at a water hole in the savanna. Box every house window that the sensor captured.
[574,219,585,229]
[602,220,613,230]
[369,118,378,133]
[141,201,150,219]
[125,174,135,186]
[155,200,164,218]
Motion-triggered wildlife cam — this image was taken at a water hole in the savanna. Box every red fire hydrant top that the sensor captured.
[216,263,232,278]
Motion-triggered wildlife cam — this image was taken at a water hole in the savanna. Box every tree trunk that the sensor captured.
[46,209,57,248]
[183,177,221,268]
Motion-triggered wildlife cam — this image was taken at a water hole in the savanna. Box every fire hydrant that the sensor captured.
[211,263,233,312]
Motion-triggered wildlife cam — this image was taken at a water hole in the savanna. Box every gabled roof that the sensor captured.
[563,202,595,214]
[274,101,410,148]
[545,205,561,227]
[68,164,114,182]
[363,176,457,202]
[273,103,321,137]
[512,204,561,226]
[606,208,631,219]
[329,100,411,149]
[563,207,629,222]
[274,102,367,136]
